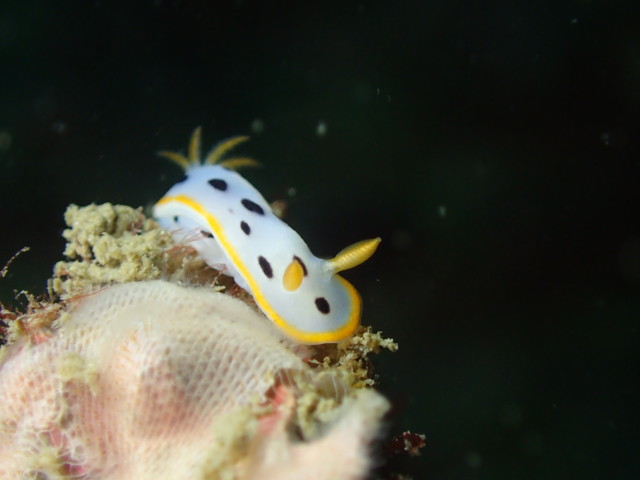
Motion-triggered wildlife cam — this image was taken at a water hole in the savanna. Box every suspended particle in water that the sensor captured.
[251,118,265,134]
[0,130,11,151]
[316,121,327,137]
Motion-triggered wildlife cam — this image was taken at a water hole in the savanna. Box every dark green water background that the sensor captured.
[1,1,639,478]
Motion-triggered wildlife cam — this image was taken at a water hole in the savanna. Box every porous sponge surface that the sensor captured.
[0,280,304,479]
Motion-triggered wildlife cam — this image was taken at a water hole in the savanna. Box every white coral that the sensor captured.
[0,281,388,479]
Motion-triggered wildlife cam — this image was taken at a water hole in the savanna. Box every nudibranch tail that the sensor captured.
[327,237,382,274]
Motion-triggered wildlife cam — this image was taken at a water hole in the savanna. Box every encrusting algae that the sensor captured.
[0,203,421,479]
[51,203,175,296]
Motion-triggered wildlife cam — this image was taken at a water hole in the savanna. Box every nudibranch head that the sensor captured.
[153,127,380,344]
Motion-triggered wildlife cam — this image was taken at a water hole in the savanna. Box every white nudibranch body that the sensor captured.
[153,128,380,344]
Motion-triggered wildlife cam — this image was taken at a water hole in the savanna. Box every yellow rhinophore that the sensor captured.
[327,238,382,273]
[283,257,305,291]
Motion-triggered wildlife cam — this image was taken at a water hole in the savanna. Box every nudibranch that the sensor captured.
[153,128,380,344]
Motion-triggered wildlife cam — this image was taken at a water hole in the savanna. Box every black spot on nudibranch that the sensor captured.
[177,174,188,183]
[240,221,251,235]
[315,297,330,314]
[201,230,214,238]
[293,255,308,276]
[258,256,273,278]
[173,216,179,223]
[241,198,265,215]
[208,178,228,191]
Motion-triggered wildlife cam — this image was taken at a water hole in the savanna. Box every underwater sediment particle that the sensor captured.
[0,280,389,479]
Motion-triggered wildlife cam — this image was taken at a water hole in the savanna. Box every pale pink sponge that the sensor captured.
[0,280,389,479]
